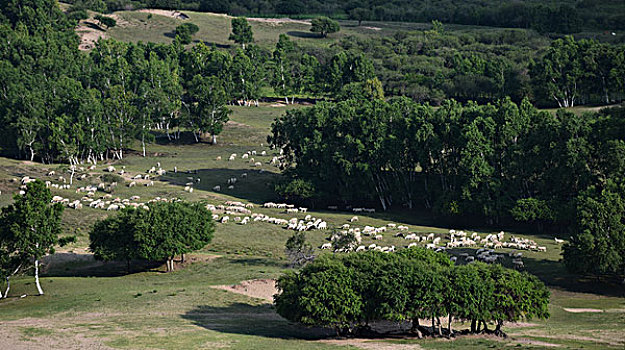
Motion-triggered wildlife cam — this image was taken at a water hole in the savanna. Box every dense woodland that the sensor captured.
[0,0,623,281]
[67,0,625,33]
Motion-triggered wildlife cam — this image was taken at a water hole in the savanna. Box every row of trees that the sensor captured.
[270,99,625,278]
[89,201,215,272]
[275,248,550,336]
[0,2,375,162]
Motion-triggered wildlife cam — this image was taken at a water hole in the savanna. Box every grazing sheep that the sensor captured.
[320,243,332,250]
[128,181,136,188]
[228,185,234,190]
[554,238,564,244]
[350,216,359,222]
[253,162,262,167]
[216,156,221,161]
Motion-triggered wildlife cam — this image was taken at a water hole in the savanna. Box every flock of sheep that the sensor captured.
[9,146,560,271]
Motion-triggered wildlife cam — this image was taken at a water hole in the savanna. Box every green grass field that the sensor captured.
[1,102,623,349]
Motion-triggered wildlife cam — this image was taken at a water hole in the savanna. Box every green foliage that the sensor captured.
[0,180,64,295]
[275,249,550,335]
[89,202,214,272]
[175,22,199,44]
[94,14,116,29]
[563,181,625,277]
[228,17,253,48]
[310,16,340,38]
[284,231,314,267]
[275,178,315,203]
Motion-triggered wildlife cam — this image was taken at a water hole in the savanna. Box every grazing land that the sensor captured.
[1,103,623,349]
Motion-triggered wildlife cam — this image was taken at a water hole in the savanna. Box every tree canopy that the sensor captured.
[310,17,340,38]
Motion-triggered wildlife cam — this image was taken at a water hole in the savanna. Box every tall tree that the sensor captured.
[310,16,340,38]
[0,180,64,295]
[229,17,254,49]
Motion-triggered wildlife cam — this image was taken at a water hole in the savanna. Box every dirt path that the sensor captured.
[247,17,310,26]
[320,339,423,349]
[211,279,277,302]
[137,9,189,20]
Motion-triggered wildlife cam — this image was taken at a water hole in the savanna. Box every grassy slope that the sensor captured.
[1,103,623,349]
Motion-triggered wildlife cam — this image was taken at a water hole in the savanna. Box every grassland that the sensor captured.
[0,102,623,349]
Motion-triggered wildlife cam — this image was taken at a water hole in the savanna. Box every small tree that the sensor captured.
[310,17,340,38]
[0,180,64,295]
[229,17,254,49]
[285,232,315,267]
[175,22,199,45]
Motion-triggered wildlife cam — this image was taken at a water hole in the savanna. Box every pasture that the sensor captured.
[0,102,623,349]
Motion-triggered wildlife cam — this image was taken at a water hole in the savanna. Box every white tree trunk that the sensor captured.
[3,277,10,298]
[212,134,217,145]
[34,259,44,295]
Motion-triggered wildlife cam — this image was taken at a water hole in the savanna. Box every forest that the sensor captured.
[1,0,624,279]
[66,0,625,33]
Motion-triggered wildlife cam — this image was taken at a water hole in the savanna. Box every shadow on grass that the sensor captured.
[286,31,320,39]
[522,256,625,297]
[228,257,286,269]
[197,40,232,49]
[182,303,334,339]
[160,168,280,204]
[42,253,163,278]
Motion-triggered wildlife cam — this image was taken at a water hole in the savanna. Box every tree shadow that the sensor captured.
[196,40,231,49]
[182,303,334,339]
[228,257,286,269]
[83,21,105,32]
[42,253,163,278]
[521,255,625,297]
[286,31,319,39]
[159,168,280,204]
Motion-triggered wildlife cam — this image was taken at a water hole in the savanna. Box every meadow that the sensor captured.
[0,102,624,349]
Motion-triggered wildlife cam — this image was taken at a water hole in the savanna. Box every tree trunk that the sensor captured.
[482,320,488,332]
[34,259,44,295]
[436,317,442,336]
[212,134,217,145]
[127,259,131,273]
[448,315,453,336]
[142,133,146,157]
[181,254,185,263]
[411,318,423,338]
[471,319,477,333]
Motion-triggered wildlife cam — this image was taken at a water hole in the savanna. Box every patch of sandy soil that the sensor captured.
[562,308,604,313]
[247,17,311,26]
[504,321,539,328]
[320,339,423,350]
[226,120,253,128]
[361,26,382,31]
[76,21,107,51]
[211,278,277,302]
[270,103,287,107]
[523,331,625,347]
[137,9,189,20]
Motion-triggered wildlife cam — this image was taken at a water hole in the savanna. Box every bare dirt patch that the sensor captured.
[247,17,310,26]
[76,21,107,51]
[361,26,382,31]
[211,279,277,302]
[137,9,189,20]
[562,308,604,313]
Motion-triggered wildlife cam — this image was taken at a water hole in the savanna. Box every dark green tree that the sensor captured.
[229,17,254,49]
[0,180,64,295]
[310,16,340,38]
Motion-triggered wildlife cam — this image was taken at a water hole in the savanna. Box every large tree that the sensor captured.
[0,180,64,295]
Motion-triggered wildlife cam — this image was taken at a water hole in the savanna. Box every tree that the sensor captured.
[310,16,340,38]
[0,180,64,295]
[229,17,254,49]
[284,232,315,267]
[186,75,230,144]
[89,208,142,272]
[94,14,116,30]
[175,22,199,45]
[563,181,625,279]
[134,201,215,272]
[349,8,371,26]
